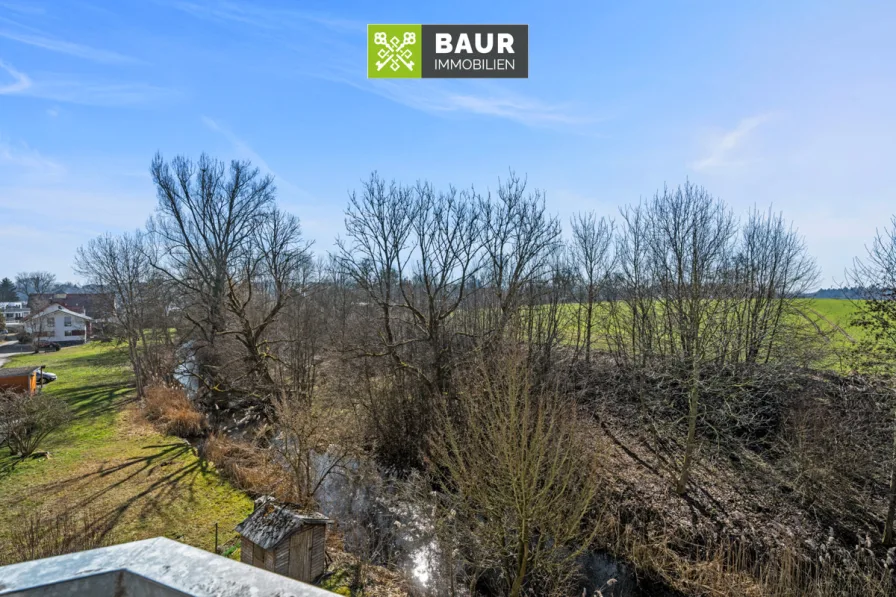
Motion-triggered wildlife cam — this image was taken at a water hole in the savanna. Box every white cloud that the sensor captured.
[200,116,308,199]
[332,76,596,130]
[0,59,31,94]
[0,1,45,15]
[201,116,275,173]
[0,28,137,64]
[0,136,64,174]
[170,1,364,32]
[22,77,180,106]
[691,114,772,171]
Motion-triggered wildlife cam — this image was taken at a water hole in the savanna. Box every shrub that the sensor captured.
[0,389,72,457]
[430,351,601,597]
[201,433,285,498]
[143,385,206,438]
[3,506,109,564]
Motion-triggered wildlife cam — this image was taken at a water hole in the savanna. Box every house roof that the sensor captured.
[0,366,39,379]
[26,304,92,321]
[28,293,112,317]
[235,499,330,550]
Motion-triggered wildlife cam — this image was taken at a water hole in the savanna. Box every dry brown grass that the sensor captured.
[595,498,896,597]
[585,394,896,597]
[143,385,206,438]
[200,433,287,499]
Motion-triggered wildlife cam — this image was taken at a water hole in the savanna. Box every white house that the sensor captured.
[24,304,92,344]
[0,301,30,324]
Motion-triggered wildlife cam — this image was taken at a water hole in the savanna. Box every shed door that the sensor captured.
[288,529,312,581]
[253,542,266,570]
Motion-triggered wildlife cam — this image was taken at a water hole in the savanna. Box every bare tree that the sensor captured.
[729,208,820,367]
[430,349,599,597]
[335,173,416,371]
[75,232,172,396]
[16,271,57,348]
[15,271,57,301]
[607,203,658,367]
[399,182,482,393]
[848,215,896,544]
[478,173,562,340]
[148,152,283,408]
[650,184,737,494]
[569,213,615,363]
[148,152,276,351]
[223,208,311,408]
[271,390,352,509]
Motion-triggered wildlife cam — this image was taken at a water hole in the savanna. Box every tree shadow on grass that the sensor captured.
[25,440,220,545]
[66,347,130,370]
[61,382,138,420]
[0,454,21,481]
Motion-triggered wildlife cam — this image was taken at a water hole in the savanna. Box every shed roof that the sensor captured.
[235,499,329,550]
[0,366,39,379]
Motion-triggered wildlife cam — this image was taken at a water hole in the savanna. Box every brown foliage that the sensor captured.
[143,385,206,438]
[201,433,286,500]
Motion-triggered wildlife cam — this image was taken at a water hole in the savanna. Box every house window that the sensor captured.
[65,331,73,337]
[46,317,55,328]
[64,316,72,327]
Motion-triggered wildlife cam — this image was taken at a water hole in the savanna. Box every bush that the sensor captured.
[430,351,601,597]
[201,433,285,498]
[0,389,72,457]
[3,506,109,565]
[143,385,206,438]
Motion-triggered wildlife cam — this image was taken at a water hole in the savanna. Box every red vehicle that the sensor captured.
[35,341,61,352]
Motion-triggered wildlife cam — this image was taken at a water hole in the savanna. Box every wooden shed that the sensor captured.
[236,497,330,583]
[0,367,39,393]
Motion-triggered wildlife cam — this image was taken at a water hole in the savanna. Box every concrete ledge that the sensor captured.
[0,537,334,597]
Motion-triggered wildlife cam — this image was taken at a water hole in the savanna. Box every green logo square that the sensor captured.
[368,24,422,78]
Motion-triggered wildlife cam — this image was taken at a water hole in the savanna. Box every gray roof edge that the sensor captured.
[0,537,332,596]
[236,503,330,550]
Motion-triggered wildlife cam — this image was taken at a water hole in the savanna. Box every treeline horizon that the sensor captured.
[64,152,896,596]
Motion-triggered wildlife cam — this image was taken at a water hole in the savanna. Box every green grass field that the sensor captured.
[555,298,865,364]
[802,298,865,339]
[0,342,253,564]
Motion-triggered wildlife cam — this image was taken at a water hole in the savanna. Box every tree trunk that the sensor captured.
[584,286,594,364]
[676,361,699,495]
[510,534,528,597]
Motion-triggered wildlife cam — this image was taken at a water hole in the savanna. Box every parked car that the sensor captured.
[35,341,61,352]
[37,371,57,384]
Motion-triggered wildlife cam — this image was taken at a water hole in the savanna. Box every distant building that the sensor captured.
[0,301,30,324]
[27,292,113,320]
[24,304,92,344]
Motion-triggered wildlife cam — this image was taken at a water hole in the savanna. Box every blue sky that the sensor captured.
[0,1,894,287]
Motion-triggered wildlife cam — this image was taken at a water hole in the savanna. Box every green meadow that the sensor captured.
[0,342,253,564]
[551,298,864,365]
